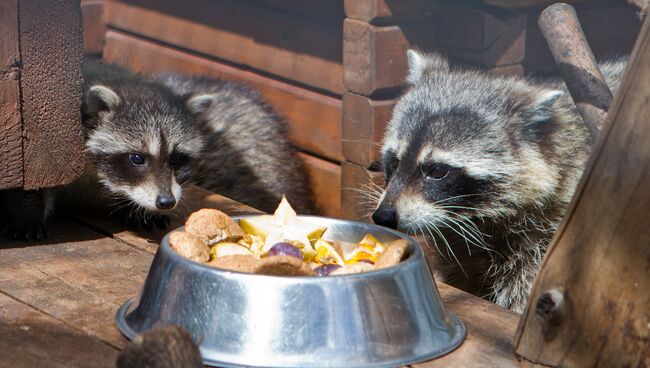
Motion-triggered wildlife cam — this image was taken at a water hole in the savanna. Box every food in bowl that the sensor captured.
[169,197,409,276]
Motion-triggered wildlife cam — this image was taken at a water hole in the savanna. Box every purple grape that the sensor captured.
[267,242,303,260]
[314,264,342,276]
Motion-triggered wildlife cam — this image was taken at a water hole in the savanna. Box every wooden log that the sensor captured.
[342,93,394,167]
[523,5,642,74]
[81,0,106,55]
[343,18,436,96]
[0,292,118,368]
[435,3,526,67]
[344,0,438,24]
[103,31,342,162]
[515,15,650,367]
[0,0,22,190]
[299,153,342,218]
[106,0,343,94]
[340,160,384,221]
[19,0,85,190]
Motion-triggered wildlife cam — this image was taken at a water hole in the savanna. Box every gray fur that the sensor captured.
[156,74,313,214]
[373,50,627,312]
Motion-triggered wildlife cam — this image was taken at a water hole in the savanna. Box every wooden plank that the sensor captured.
[106,0,343,94]
[299,153,342,218]
[340,160,384,221]
[435,3,526,68]
[342,93,394,167]
[0,0,22,190]
[344,0,438,24]
[103,31,342,162]
[343,18,436,96]
[411,282,520,368]
[244,0,344,25]
[515,14,650,367]
[0,292,117,368]
[19,0,85,190]
[488,64,525,76]
[0,219,151,348]
[523,5,641,74]
[81,0,106,55]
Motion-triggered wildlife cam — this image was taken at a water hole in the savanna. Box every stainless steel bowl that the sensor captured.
[116,216,465,367]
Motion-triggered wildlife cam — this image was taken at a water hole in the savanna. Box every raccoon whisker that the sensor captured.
[433,192,497,205]
[425,221,467,277]
[418,224,450,263]
[435,216,481,256]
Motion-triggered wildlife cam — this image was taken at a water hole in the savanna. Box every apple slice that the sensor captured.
[210,242,254,259]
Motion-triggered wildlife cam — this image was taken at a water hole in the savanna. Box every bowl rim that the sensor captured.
[162,215,425,280]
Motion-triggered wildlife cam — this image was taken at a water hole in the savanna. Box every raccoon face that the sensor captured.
[373,50,565,237]
[84,84,213,211]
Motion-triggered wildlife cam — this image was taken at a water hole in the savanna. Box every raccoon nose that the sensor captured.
[156,195,176,210]
[372,207,398,229]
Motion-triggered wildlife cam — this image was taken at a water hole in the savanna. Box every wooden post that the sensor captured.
[515,14,650,367]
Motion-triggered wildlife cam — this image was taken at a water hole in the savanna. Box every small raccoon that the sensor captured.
[0,60,311,240]
[155,74,313,214]
[371,50,627,312]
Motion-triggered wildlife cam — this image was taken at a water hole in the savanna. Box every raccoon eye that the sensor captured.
[423,164,450,180]
[169,152,189,169]
[129,153,146,166]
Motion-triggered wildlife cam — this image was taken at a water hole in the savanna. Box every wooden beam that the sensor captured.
[299,153,342,218]
[515,14,650,367]
[343,18,436,96]
[81,0,106,55]
[103,31,342,162]
[344,0,438,24]
[106,0,343,95]
[19,0,85,189]
[483,0,592,9]
[0,0,22,190]
[342,93,394,167]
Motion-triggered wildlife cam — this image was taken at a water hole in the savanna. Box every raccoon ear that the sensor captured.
[406,49,449,85]
[86,85,120,114]
[530,90,564,122]
[186,94,215,115]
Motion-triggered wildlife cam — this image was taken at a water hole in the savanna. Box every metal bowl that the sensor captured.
[115,216,465,367]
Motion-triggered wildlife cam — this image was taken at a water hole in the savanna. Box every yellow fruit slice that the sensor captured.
[314,239,345,266]
[210,242,254,259]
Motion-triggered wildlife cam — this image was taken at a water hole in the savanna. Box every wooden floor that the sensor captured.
[0,185,520,367]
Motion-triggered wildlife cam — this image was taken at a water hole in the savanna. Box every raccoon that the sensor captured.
[371,50,627,312]
[155,74,313,214]
[0,60,311,240]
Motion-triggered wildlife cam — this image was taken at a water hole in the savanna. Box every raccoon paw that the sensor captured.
[0,222,49,242]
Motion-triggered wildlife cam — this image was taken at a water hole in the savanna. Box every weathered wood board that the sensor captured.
[342,93,394,167]
[106,0,343,94]
[344,0,438,24]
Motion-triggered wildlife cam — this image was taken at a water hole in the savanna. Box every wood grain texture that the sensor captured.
[343,18,436,96]
[299,153,342,218]
[344,0,438,24]
[515,15,650,367]
[340,160,384,221]
[483,0,592,9]
[19,0,85,189]
[103,31,342,162]
[106,0,343,94]
[435,3,526,68]
[0,0,22,190]
[0,292,118,368]
[81,0,106,55]
[342,93,394,167]
[244,0,344,25]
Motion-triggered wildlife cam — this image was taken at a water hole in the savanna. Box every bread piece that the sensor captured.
[185,209,245,244]
[169,231,210,263]
[255,255,316,276]
[208,254,261,273]
[375,239,409,269]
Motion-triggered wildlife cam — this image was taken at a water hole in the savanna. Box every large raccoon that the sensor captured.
[371,50,627,312]
[0,60,311,240]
